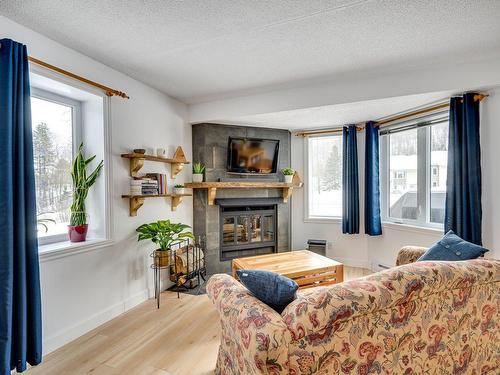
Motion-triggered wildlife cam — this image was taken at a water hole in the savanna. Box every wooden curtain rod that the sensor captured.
[294,126,364,137]
[28,56,130,99]
[295,93,488,137]
[375,94,487,127]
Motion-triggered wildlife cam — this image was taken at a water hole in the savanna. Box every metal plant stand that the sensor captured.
[150,237,206,309]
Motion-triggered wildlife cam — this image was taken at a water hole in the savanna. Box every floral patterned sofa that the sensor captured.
[207,250,500,375]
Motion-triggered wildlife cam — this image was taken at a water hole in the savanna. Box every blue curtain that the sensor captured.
[445,93,482,245]
[0,39,42,373]
[364,121,382,235]
[342,125,359,234]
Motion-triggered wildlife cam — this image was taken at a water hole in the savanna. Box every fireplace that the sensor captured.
[192,123,291,274]
[217,198,279,261]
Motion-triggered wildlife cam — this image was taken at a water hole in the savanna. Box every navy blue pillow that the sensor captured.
[236,269,298,313]
[418,230,489,261]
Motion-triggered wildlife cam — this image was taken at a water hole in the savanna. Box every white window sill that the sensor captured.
[382,221,443,236]
[38,238,113,262]
[303,217,342,224]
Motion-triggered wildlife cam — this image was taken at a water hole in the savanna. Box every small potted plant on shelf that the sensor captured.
[173,184,186,195]
[282,167,295,183]
[192,162,205,183]
[68,143,104,242]
[136,220,194,267]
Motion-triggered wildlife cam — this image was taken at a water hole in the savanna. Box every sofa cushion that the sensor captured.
[418,230,489,261]
[236,269,298,313]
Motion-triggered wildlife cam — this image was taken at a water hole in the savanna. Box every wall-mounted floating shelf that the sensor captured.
[185,174,303,205]
[121,193,192,216]
[121,146,190,178]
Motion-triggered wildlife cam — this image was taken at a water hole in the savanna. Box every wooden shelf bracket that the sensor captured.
[129,196,145,216]
[208,188,217,205]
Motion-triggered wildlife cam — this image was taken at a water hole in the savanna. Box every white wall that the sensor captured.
[292,89,500,269]
[1,16,192,354]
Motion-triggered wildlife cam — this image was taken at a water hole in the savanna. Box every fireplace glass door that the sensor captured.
[220,206,277,260]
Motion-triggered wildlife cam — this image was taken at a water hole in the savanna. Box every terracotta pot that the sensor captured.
[153,249,170,267]
[68,224,88,243]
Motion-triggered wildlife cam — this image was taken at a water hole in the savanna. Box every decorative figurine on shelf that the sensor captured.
[282,167,295,183]
[136,220,194,267]
[68,143,103,243]
[192,162,205,183]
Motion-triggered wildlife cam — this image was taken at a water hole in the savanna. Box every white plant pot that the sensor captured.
[173,188,186,195]
[284,175,294,183]
[192,173,203,183]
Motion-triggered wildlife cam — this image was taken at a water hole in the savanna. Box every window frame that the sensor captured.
[31,87,83,246]
[380,119,448,230]
[304,134,343,222]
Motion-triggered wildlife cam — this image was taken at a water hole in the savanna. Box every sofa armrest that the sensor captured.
[207,274,290,375]
[395,245,427,266]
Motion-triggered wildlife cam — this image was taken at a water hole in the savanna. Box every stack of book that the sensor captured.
[130,177,159,195]
[145,174,168,195]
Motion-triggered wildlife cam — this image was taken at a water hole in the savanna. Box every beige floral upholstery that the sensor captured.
[207,258,500,375]
[395,246,427,266]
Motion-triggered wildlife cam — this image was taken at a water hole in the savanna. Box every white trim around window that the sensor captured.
[304,134,343,222]
[30,65,113,255]
[380,119,447,231]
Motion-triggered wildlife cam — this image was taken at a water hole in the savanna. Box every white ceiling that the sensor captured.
[2,0,500,104]
[212,90,457,130]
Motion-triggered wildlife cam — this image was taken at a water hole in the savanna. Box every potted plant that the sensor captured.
[192,162,205,183]
[68,143,104,242]
[282,167,295,183]
[173,184,186,195]
[136,220,194,267]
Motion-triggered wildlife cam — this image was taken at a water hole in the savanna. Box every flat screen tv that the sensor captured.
[227,137,280,174]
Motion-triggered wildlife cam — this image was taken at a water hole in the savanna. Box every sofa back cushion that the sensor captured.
[281,259,500,374]
[237,269,298,313]
[418,230,489,261]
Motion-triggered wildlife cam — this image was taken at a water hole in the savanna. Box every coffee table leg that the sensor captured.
[232,261,238,279]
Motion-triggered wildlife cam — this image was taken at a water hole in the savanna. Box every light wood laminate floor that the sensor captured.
[26,267,371,375]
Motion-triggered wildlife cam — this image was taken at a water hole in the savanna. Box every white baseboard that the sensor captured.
[43,289,149,355]
[332,256,371,270]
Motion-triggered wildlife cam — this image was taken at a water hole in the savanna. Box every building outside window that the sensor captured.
[381,117,448,228]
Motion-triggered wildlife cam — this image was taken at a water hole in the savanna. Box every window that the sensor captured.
[381,117,448,228]
[31,88,81,244]
[306,135,343,219]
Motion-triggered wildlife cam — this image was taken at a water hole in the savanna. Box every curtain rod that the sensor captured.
[295,93,488,137]
[27,57,129,99]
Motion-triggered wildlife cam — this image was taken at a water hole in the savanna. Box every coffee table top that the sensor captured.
[232,250,342,279]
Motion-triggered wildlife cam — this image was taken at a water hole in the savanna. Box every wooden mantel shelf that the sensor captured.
[121,194,192,216]
[185,174,303,205]
[121,146,190,178]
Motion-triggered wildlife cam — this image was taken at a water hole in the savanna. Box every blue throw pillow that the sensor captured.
[418,230,489,261]
[236,269,298,313]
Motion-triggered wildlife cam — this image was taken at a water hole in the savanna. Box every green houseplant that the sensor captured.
[192,162,205,183]
[136,220,194,267]
[282,167,295,183]
[68,143,104,242]
[173,184,186,195]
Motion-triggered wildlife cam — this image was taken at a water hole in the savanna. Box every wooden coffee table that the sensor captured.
[232,250,343,289]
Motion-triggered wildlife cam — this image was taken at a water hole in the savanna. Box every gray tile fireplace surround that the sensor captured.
[192,123,292,274]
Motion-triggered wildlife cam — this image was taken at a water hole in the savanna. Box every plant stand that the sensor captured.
[150,251,176,309]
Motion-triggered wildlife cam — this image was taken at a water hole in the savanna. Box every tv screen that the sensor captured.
[227,137,279,174]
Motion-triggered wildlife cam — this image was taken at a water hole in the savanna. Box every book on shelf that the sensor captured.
[130,175,165,195]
